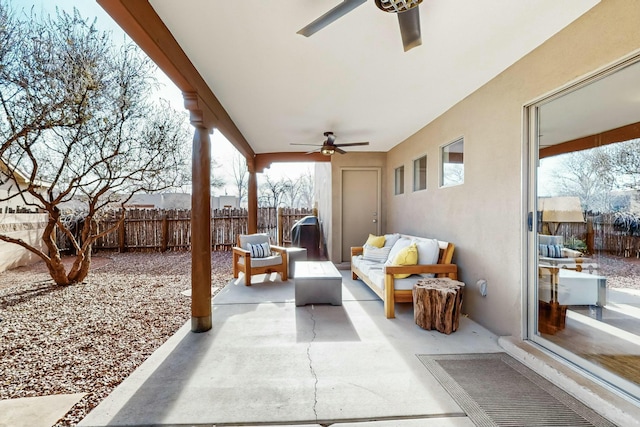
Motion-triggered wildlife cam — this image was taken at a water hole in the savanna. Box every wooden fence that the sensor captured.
[58,207,315,253]
[555,213,640,257]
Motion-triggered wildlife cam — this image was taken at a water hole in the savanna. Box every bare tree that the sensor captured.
[258,173,288,208]
[0,7,189,285]
[544,149,614,213]
[281,177,301,207]
[298,169,315,209]
[229,151,248,203]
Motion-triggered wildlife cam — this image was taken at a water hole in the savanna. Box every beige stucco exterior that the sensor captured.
[0,213,48,272]
[326,0,640,336]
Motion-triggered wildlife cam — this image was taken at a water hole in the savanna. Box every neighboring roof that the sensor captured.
[0,159,50,189]
[99,0,599,156]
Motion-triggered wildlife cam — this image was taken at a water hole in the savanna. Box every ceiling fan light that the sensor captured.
[321,146,335,156]
[375,0,422,13]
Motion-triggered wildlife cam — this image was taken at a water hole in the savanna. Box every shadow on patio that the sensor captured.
[79,271,502,426]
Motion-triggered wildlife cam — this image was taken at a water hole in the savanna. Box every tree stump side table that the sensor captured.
[413,278,465,334]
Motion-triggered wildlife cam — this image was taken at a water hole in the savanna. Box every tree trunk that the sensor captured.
[413,278,465,334]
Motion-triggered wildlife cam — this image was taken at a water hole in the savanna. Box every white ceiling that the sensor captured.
[539,59,640,148]
[149,0,599,154]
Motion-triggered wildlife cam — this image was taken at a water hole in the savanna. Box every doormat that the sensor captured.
[417,353,615,427]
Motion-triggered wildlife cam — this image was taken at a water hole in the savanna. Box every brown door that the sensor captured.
[341,168,380,262]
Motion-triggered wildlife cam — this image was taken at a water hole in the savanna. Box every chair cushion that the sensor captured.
[539,235,564,246]
[239,233,270,248]
[247,242,271,258]
[238,254,283,268]
[365,234,385,248]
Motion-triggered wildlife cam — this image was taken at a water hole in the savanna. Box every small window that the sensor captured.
[441,138,464,187]
[413,155,427,191]
[394,165,404,195]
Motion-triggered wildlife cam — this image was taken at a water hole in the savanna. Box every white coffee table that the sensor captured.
[294,261,342,306]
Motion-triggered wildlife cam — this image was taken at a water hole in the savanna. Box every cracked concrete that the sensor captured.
[306,305,319,422]
[80,272,502,426]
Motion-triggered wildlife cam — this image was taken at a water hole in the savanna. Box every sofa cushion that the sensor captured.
[386,238,412,264]
[369,269,418,291]
[413,238,440,278]
[247,241,271,258]
[363,244,392,263]
[352,255,382,275]
[365,234,385,248]
[383,233,401,248]
[389,243,418,278]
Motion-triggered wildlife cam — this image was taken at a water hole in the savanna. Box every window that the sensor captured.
[413,155,427,191]
[441,138,464,187]
[394,165,404,195]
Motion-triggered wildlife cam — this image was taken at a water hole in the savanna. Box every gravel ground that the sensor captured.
[1,250,638,426]
[0,250,232,426]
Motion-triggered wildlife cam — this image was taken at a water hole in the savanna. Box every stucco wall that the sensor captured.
[329,152,387,263]
[0,213,48,272]
[383,0,640,336]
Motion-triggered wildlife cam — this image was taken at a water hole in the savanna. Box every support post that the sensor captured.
[118,212,126,253]
[277,207,284,246]
[247,158,258,234]
[190,125,212,332]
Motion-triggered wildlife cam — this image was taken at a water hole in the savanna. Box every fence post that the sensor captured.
[118,212,126,253]
[277,207,284,246]
[161,213,169,252]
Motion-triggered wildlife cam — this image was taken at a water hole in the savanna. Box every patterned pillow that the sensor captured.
[363,244,392,263]
[247,242,271,258]
[539,244,563,258]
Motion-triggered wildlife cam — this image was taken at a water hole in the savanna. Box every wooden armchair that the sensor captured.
[232,234,288,286]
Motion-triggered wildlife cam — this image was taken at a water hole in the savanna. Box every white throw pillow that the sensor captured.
[385,238,412,265]
[413,238,440,277]
[247,242,270,258]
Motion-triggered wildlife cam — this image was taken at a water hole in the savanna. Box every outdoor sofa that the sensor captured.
[351,233,457,318]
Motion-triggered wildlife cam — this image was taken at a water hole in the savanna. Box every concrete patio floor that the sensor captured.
[79,270,504,426]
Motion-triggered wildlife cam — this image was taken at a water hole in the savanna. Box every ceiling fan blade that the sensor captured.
[305,148,321,155]
[334,142,369,147]
[334,147,347,154]
[297,0,367,37]
[290,143,322,146]
[398,7,422,52]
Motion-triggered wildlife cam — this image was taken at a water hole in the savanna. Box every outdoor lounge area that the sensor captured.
[77,270,620,427]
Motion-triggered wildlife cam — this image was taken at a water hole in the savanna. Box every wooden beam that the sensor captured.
[540,121,640,159]
[96,0,255,160]
[255,152,330,173]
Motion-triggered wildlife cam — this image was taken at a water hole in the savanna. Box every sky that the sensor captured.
[10,0,313,196]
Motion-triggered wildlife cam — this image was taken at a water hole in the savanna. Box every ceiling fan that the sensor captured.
[297,0,423,52]
[291,131,369,156]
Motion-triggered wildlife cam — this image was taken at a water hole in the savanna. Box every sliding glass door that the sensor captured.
[527,57,640,401]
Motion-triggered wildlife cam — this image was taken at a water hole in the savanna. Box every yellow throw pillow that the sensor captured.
[365,234,385,248]
[391,243,418,278]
